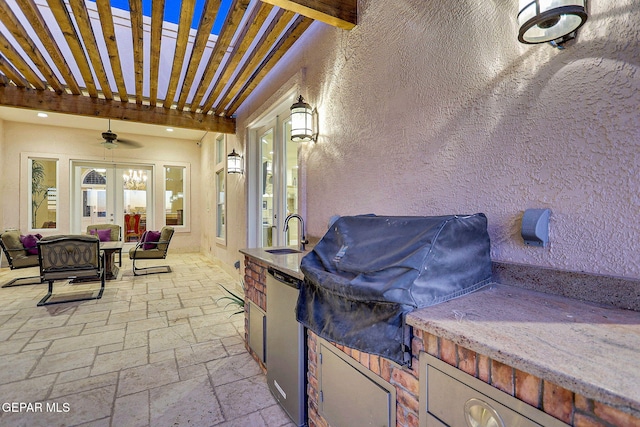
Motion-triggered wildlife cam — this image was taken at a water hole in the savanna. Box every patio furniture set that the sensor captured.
[0,225,174,306]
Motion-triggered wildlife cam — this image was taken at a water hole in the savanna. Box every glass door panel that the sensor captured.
[79,167,114,231]
[123,168,149,241]
[284,120,299,246]
[254,113,299,248]
[260,128,274,247]
[71,162,152,238]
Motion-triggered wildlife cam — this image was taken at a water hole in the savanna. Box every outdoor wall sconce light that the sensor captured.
[290,95,317,142]
[517,0,588,47]
[227,149,243,174]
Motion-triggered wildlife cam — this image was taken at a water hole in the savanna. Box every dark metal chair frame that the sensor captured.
[129,226,174,276]
[0,230,42,287]
[37,235,105,306]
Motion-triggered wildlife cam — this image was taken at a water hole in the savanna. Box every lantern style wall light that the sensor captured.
[290,95,317,142]
[227,149,243,174]
[517,0,588,46]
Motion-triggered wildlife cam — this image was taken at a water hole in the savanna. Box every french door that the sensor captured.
[253,111,299,248]
[70,161,153,237]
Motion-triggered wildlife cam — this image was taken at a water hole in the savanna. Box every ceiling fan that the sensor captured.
[100,120,142,149]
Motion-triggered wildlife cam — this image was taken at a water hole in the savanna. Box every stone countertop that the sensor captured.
[406,283,640,416]
[239,246,310,280]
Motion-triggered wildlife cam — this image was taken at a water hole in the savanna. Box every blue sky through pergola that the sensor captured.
[91,0,234,34]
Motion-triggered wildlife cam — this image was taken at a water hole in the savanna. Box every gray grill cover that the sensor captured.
[296,214,492,365]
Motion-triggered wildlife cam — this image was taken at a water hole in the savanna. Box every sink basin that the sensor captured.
[265,248,302,255]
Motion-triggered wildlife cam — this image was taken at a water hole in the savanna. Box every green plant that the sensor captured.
[217,281,245,316]
[31,160,50,228]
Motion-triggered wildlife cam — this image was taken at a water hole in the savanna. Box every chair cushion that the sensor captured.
[90,228,112,242]
[20,234,42,255]
[2,230,25,255]
[157,227,174,252]
[142,230,161,250]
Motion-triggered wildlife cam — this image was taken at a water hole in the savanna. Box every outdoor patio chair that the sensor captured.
[87,224,122,265]
[128,226,174,276]
[0,230,42,287]
[37,235,105,306]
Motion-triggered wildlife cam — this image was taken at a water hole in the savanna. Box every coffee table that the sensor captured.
[101,241,123,280]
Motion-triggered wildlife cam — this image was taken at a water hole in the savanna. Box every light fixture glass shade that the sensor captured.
[518,0,587,44]
[290,95,314,142]
[227,149,243,174]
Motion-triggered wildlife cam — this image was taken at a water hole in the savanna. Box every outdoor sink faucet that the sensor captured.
[284,214,309,251]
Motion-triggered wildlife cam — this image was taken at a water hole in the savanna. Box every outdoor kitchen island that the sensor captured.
[241,247,640,427]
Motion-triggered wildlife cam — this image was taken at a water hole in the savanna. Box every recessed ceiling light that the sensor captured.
[37,112,48,118]
[166,128,174,132]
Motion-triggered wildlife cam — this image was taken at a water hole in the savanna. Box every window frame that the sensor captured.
[215,134,227,246]
[27,157,59,232]
[162,163,190,232]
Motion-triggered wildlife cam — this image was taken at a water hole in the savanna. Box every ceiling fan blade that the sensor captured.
[116,138,143,148]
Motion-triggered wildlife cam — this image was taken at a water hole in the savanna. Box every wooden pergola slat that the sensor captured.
[226,15,313,116]
[67,0,114,100]
[0,55,30,88]
[162,0,197,109]
[261,0,356,30]
[128,0,144,104]
[95,0,129,102]
[0,85,236,133]
[188,0,249,111]
[15,0,82,95]
[46,0,99,97]
[201,1,272,114]
[210,9,294,115]
[0,1,66,93]
[148,0,166,105]
[0,31,47,90]
[176,0,222,111]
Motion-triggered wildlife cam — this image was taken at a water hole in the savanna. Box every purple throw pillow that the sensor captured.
[89,228,112,242]
[142,230,161,250]
[97,229,111,242]
[20,234,40,255]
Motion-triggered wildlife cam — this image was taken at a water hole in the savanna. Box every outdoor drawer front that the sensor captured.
[427,366,539,427]
[318,339,396,427]
[420,352,568,427]
[425,413,447,427]
[248,300,266,364]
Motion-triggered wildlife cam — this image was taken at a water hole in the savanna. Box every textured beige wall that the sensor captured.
[234,0,640,279]
[0,120,202,252]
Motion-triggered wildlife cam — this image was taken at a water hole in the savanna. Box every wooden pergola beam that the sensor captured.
[0,85,236,134]
[260,0,356,30]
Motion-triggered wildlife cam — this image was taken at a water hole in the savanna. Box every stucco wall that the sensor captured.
[235,0,640,279]
[0,120,202,252]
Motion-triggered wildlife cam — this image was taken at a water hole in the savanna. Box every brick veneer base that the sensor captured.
[307,329,640,427]
[243,257,268,372]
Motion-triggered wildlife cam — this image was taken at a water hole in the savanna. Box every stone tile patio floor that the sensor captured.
[0,253,295,427]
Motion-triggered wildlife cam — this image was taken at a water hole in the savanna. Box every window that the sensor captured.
[164,166,185,227]
[215,135,226,244]
[30,158,57,230]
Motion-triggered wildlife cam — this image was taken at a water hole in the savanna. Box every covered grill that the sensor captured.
[296,214,492,365]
